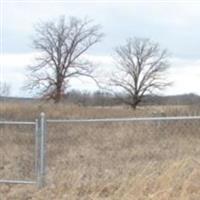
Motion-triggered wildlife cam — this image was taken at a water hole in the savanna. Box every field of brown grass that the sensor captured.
[0,102,200,200]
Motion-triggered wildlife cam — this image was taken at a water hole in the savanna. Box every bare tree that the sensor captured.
[0,82,10,97]
[111,37,170,109]
[26,16,103,103]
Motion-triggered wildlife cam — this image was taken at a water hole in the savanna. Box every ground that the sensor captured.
[0,102,200,200]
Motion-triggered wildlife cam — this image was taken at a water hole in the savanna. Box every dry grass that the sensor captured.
[1,101,200,120]
[0,102,200,200]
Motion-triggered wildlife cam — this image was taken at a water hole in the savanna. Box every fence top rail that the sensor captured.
[0,180,36,184]
[47,115,200,123]
[0,121,36,125]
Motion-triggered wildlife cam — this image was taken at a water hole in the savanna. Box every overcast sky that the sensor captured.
[1,0,200,97]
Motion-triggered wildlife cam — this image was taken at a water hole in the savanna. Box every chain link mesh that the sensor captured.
[0,123,36,181]
[0,116,199,196]
[46,118,200,191]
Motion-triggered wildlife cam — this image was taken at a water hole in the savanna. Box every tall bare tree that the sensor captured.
[26,16,103,103]
[111,37,170,109]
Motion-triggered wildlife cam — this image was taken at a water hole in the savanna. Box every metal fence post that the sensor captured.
[35,119,40,187]
[37,112,47,188]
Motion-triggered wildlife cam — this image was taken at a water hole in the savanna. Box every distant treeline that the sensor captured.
[1,91,200,106]
[64,90,200,106]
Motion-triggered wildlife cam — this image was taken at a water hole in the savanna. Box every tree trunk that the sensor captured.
[131,103,137,110]
[54,85,62,103]
[130,98,141,110]
[54,92,61,103]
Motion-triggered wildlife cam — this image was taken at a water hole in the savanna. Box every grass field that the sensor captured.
[0,102,200,200]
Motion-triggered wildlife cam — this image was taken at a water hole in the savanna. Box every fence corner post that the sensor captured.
[37,112,47,188]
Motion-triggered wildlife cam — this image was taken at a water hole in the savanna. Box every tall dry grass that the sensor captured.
[1,101,200,120]
[0,102,200,200]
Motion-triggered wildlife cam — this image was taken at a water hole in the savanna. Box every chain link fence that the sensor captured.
[0,114,200,191]
[0,113,46,187]
[0,121,36,184]
[46,116,200,190]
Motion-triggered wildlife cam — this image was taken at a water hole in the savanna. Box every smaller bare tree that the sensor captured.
[0,82,10,97]
[111,37,170,109]
[25,16,104,103]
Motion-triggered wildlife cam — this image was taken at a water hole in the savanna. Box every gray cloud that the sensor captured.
[1,1,200,96]
[3,1,200,58]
